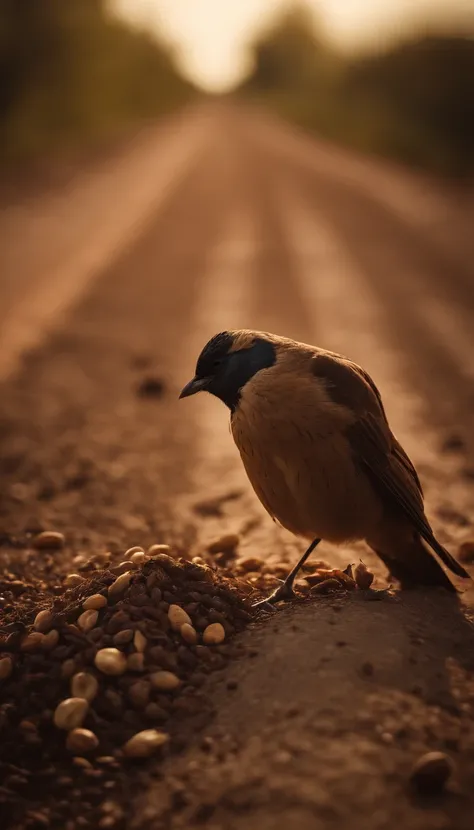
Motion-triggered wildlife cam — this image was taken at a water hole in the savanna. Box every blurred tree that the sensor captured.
[0,0,193,161]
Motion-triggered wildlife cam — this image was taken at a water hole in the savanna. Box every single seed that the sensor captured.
[112,561,133,575]
[127,653,145,672]
[150,671,181,691]
[113,629,134,646]
[0,656,13,680]
[168,604,191,631]
[124,546,145,559]
[83,594,107,611]
[21,632,44,652]
[203,623,225,645]
[147,544,172,557]
[61,659,76,678]
[130,551,148,566]
[66,728,99,754]
[180,623,198,645]
[33,609,54,632]
[77,610,99,633]
[122,729,169,758]
[54,698,89,730]
[134,630,147,653]
[71,672,99,702]
[95,648,127,676]
[65,573,86,589]
[108,572,132,598]
[33,531,65,550]
[41,629,59,650]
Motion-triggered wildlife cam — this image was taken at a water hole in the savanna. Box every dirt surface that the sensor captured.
[1,103,474,829]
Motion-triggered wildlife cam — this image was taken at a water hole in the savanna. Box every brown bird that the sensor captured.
[180,330,470,604]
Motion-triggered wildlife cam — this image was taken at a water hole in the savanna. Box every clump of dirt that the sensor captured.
[0,552,252,829]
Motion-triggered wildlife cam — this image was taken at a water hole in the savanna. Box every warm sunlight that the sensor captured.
[112,0,474,90]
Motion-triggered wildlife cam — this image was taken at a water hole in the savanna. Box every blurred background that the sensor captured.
[1,0,473,176]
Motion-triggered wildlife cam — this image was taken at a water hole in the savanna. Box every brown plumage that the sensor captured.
[180,329,470,601]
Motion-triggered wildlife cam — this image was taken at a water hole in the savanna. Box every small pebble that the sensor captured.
[77,610,99,633]
[95,648,127,676]
[150,671,181,691]
[122,729,169,758]
[33,609,54,632]
[66,728,99,754]
[71,672,99,702]
[180,623,198,645]
[33,531,65,550]
[410,751,454,794]
[134,630,147,653]
[83,594,107,611]
[108,572,132,598]
[168,604,192,631]
[0,656,13,680]
[207,534,240,554]
[203,623,225,645]
[65,573,86,589]
[54,698,89,730]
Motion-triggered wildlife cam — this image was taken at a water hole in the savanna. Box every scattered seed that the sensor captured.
[41,629,60,650]
[77,610,99,633]
[108,572,132,598]
[150,671,181,691]
[130,551,148,566]
[66,728,99,754]
[134,630,147,653]
[168,604,191,631]
[148,544,172,557]
[203,623,225,645]
[83,593,108,611]
[354,561,374,590]
[33,531,65,550]
[33,609,54,632]
[410,751,454,794]
[122,729,169,758]
[65,573,86,589]
[95,648,127,676]
[180,623,198,645]
[207,534,240,554]
[54,698,89,730]
[71,672,99,702]
[124,546,145,559]
[0,656,13,680]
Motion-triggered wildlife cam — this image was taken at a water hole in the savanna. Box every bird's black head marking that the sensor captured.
[180,330,276,411]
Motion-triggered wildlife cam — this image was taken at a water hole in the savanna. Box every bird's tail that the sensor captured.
[374,534,466,593]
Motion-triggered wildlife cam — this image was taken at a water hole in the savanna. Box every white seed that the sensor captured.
[77,609,99,633]
[33,531,65,550]
[71,672,99,702]
[108,572,132,598]
[66,728,99,754]
[83,594,107,611]
[122,729,169,758]
[134,630,147,653]
[150,671,181,691]
[180,623,198,645]
[33,609,54,632]
[147,544,172,557]
[95,648,127,676]
[21,632,44,652]
[41,629,60,650]
[203,623,225,645]
[168,604,191,631]
[65,573,86,588]
[191,556,206,566]
[130,551,148,566]
[124,546,145,559]
[0,656,13,680]
[54,698,89,730]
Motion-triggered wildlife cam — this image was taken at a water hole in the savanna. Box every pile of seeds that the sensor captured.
[0,546,252,829]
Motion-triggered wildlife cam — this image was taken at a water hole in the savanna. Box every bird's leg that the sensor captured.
[253,538,321,608]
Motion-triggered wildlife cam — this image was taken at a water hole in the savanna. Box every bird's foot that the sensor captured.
[252,580,297,610]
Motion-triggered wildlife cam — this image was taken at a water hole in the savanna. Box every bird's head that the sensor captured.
[179,330,276,412]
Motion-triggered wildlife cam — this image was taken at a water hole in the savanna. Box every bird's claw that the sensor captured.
[252,581,296,610]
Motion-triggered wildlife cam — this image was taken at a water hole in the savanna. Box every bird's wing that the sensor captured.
[311,352,426,520]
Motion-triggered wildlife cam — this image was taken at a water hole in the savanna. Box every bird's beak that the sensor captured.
[179,376,209,399]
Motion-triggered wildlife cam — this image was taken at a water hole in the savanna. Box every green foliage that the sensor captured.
[0,0,194,161]
[242,7,474,178]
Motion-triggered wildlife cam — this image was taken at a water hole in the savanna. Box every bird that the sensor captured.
[179,330,470,604]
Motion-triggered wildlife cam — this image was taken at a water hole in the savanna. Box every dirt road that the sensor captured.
[1,103,474,829]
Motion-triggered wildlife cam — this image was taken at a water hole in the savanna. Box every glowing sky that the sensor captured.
[113,0,474,91]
